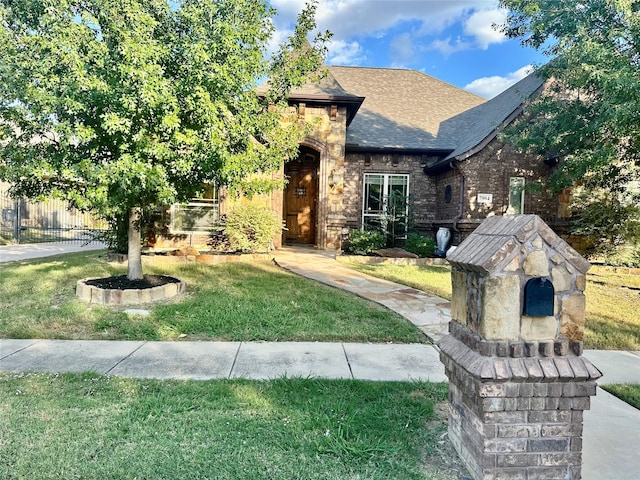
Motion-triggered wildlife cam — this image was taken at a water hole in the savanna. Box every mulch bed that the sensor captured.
[84,275,181,290]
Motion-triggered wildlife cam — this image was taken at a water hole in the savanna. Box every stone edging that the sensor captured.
[337,255,449,266]
[76,277,186,306]
[107,252,270,265]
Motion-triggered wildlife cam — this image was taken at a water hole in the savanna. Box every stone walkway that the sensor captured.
[273,246,451,342]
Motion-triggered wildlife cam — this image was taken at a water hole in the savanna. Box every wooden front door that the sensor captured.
[284,151,318,244]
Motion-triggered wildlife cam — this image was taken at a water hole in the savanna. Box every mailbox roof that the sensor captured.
[447,215,591,275]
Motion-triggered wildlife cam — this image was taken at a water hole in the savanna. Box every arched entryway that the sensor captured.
[283,146,320,245]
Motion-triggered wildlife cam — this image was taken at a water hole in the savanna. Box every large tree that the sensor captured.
[499,0,640,256]
[0,0,329,279]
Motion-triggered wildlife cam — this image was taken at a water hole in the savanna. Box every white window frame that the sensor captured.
[507,177,525,215]
[362,173,410,236]
[170,184,220,234]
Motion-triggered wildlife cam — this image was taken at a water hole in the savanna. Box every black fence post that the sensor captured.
[13,199,21,244]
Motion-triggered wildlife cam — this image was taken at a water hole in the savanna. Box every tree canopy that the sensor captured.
[0,0,329,278]
[499,0,640,257]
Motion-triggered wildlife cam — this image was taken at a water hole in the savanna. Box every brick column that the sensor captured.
[440,323,600,480]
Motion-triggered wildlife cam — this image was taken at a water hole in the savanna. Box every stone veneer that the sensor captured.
[76,277,186,306]
[439,215,601,480]
[447,215,591,343]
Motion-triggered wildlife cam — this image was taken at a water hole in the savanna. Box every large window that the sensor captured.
[507,177,525,215]
[170,184,220,234]
[362,173,409,238]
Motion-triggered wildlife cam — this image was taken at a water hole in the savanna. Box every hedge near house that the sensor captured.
[225,204,283,253]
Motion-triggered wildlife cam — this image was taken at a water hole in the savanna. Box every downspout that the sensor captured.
[450,160,465,244]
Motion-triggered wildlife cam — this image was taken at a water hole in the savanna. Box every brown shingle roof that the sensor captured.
[439,73,544,163]
[328,66,485,150]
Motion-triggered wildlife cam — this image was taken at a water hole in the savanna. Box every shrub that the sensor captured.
[224,205,282,253]
[404,232,436,258]
[207,218,233,252]
[345,229,386,255]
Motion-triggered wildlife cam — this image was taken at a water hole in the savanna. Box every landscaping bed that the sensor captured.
[339,254,449,267]
[107,250,271,265]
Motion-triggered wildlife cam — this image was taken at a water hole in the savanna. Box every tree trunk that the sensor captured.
[127,207,144,281]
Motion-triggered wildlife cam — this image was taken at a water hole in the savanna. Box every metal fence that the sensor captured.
[0,183,107,244]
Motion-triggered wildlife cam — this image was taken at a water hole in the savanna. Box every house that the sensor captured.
[155,66,577,252]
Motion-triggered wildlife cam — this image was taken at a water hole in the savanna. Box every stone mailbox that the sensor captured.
[439,215,601,480]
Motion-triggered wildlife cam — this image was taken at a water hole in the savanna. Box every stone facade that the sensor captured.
[447,215,590,343]
[439,215,601,480]
[148,103,349,251]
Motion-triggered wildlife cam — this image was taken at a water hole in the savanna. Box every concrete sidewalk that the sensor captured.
[0,339,447,383]
[0,241,106,263]
[1,244,639,479]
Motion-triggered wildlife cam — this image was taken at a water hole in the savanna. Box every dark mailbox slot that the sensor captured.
[523,277,554,316]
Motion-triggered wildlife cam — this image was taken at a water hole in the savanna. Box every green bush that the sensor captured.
[345,229,386,255]
[224,204,282,253]
[404,232,436,258]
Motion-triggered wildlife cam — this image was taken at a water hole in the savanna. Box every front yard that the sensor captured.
[341,261,640,351]
[0,251,425,344]
[0,373,466,480]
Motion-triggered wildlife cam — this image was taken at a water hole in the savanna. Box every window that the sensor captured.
[362,173,409,238]
[170,184,220,234]
[507,177,525,215]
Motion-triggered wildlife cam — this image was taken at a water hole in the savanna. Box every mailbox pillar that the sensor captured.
[439,215,601,480]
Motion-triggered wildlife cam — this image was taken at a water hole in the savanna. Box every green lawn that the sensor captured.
[0,373,466,480]
[0,251,426,343]
[602,384,640,410]
[341,260,640,350]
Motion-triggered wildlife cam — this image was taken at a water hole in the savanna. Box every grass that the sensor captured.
[601,384,640,410]
[0,251,426,343]
[341,260,640,350]
[0,373,465,480]
[339,262,453,300]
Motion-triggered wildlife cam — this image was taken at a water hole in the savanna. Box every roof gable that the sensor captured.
[328,66,485,150]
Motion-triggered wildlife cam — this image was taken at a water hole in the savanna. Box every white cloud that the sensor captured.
[425,37,473,57]
[326,39,365,65]
[464,65,534,99]
[269,0,502,57]
[389,33,416,67]
[267,1,526,82]
[270,0,484,38]
[463,8,508,49]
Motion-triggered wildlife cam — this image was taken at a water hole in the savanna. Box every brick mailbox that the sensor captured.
[439,215,601,480]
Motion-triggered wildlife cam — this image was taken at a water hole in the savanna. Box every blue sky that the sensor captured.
[269,0,548,99]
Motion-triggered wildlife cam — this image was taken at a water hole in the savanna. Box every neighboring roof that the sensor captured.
[426,73,544,172]
[328,66,485,151]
